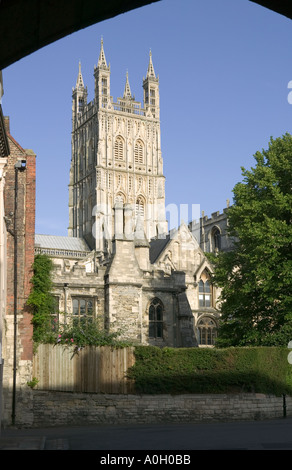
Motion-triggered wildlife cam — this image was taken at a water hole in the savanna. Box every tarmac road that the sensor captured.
[0,417,292,451]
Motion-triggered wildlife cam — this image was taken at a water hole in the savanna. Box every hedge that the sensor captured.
[127,346,292,395]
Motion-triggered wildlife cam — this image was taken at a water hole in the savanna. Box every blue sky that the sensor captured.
[2,0,292,236]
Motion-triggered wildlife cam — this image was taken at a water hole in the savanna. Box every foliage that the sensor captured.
[27,377,39,389]
[27,254,55,343]
[209,134,292,347]
[34,316,132,352]
[127,346,292,395]
[53,319,132,352]
[28,254,131,350]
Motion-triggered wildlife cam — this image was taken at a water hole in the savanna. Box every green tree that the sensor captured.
[27,253,55,342]
[210,134,292,347]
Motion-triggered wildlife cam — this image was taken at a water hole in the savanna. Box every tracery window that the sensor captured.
[212,227,221,251]
[134,139,144,164]
[199,280,212,307]
[197,316,217,346]
[114,136,124,161]
[149,298,163,338]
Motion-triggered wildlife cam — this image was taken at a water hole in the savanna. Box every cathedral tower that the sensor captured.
[69,40,167,254]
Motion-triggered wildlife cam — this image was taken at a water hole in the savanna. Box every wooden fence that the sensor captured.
[33,344,136,394]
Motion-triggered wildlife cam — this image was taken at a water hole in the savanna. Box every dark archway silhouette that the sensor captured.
[0,0,161,70]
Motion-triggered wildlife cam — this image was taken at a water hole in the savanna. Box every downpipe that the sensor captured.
[11,161,26,426]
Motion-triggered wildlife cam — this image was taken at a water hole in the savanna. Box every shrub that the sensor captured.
[55,320,132,351]
[27,254,55,343]
[128,346,292,395]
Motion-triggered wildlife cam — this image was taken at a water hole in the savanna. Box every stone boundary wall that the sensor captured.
[29,391,292,428]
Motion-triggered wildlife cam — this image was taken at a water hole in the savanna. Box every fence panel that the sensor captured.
[33,344,135,394]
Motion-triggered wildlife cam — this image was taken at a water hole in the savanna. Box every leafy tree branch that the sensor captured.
[210,134,292,347]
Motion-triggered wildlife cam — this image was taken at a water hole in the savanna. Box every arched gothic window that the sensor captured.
[134,139,144,164]
[78,97,84,113]
[114,136,124,161]
[197,316,217,346]
[199,279,212,307]
[149,298,163,338]
[212,227,221,251]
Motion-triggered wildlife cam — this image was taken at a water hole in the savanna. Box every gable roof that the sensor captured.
[149,222,201,264]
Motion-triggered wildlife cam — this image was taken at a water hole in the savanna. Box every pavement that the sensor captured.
[1,418,292,451]
[0,435,46,450]
[0,431,71,449]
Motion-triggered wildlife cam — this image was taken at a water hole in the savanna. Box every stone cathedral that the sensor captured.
[35,40,226,347]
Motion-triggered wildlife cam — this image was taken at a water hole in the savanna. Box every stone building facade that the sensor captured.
[35,41,224,348]
[68,40,168,252]
[189,203,235,255]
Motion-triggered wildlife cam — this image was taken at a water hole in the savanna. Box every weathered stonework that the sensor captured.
[68,40,168,250]
[17,391,292,428]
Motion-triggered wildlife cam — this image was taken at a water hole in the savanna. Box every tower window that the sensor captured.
[149,298,163,338]
[102,78,108,95]
[78,98,84,112]
[114,136,124,161]
[150,89,156,106]
[134,140,144,164]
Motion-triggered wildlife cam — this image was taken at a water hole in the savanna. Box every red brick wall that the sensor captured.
[21,148,36,360]
[4,117,36,361]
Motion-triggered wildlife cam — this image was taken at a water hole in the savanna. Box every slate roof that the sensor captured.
[35,233,173,262]
[149,234,171,264]
[35,234,90,252]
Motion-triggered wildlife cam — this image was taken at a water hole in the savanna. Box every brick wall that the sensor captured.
[2,117,36,425]
[3,117,35,361]
[19,148,35,361]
